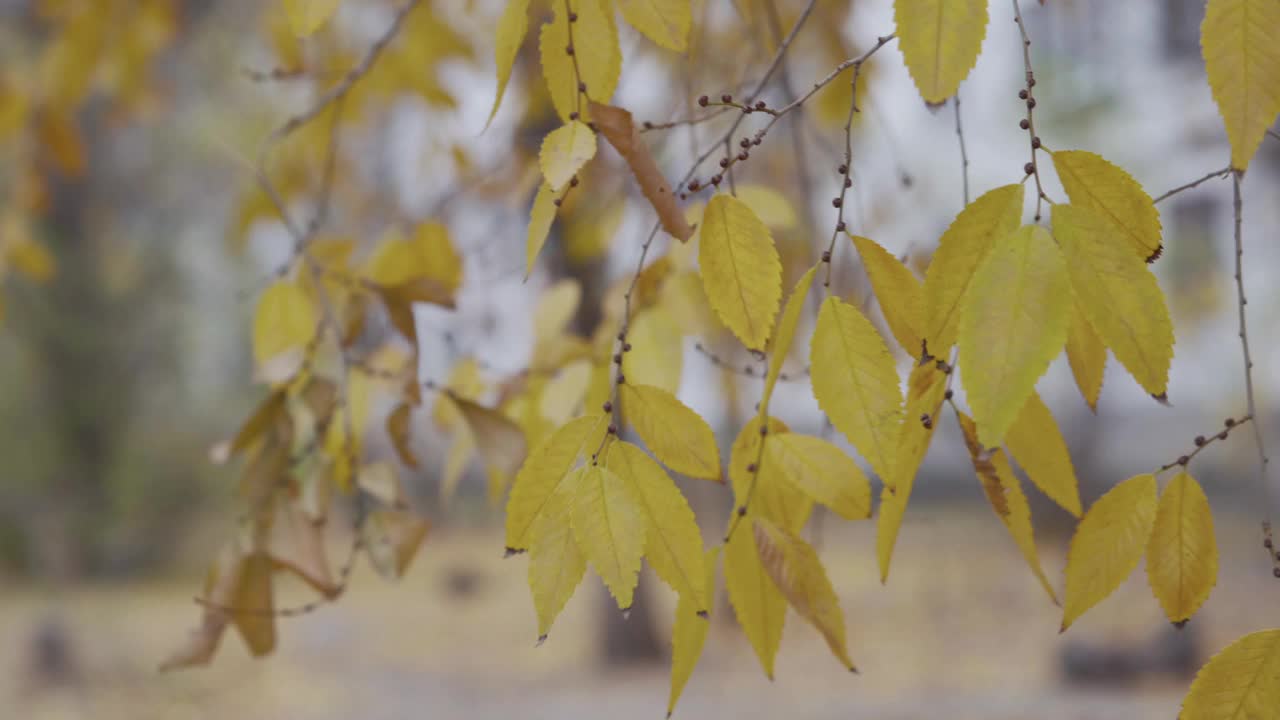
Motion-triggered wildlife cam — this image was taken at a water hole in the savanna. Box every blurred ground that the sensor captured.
[3,504,1276,720]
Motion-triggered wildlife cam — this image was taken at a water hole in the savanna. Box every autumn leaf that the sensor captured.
[1052,203,1175,398]
[1051,150,1163,262]
[1061,474,1158,631]
[957,411,1058,604]
[765,433,872,521]
[528,466,587,640]
[590,102,694,242]
[617,0,691,52]
[363,509,430,580]
[959,224,1071,447]
[724,514,787,678]
[284,0,341,36]
[1146,472,1218,625]
[849,234,924,355]
[1201,0,1280,170]
[229,552,276,656]
[606,441,709,611]
[1065,303,1107,411]
[386,403,418,468]
[894,0,989,104]
[668,547,718,718]
[486,0,531,127]
[1180,629,1280,719]
[571,464,646,610]
[730,417,813,533]
[1004,392,1082,517]
[753,518,855,671]
[619,383,721,480]
[505,414,608,552]
[451,395,528,491]
[762,265,817,414]
[540,0,620,121]
[252,279,316,384]
[810,296,903,483]
[923,184,1024,355]
[698,194,782,350]
[540,120,597,190]
[526,183,559,275]
[621,306,683,394]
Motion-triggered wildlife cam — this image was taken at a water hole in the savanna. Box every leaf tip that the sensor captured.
[1152,392,1171,407]
[503,546,524,558]
[536,634,548,647]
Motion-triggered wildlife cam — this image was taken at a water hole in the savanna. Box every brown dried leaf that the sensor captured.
[589,101,694,242]
[364,510,431,580]
[387,402,419,468]
[270,502,339,597]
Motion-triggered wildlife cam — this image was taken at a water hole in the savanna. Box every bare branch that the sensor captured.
[1012,0,1052,221]
[1152,166,1231,204]
[1231,171,1271,491]
[954,92,970,206]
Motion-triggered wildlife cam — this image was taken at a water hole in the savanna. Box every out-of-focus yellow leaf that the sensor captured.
[765,433,871,521]
[667,547,718,717]
[487,0,531,127]
[810,295,903,483]
[619,383,720,480]
[451,396,527,490]
[957,411,1058,604]
[159,545,242,671]
[526,183,559,276]
[386,402,418,468]
[570,464,645,609]
[540,120,597,190]
[762,266,817,414]
[1180,629,1280,719]
[622,305,683,394]
[363,509,430,580]
[366,222,463,293]
[1065,303,1107,411]
[753,518,855,671]
[528,465,587,640]
[7,237,56,283]
[505,414,608,551]
[618,0,691,51]
[1201,0,1280,170]
[894,0,988,104]
[1052,150,1163,262]
[606,441,708,610]
[1146,472,1218,625]
[698,194,782,350]
[1053,204,1174,398]
[923,184,1024,355]
[253,279,316,385]
[735,185,798,229]
[959,225,1071,447]
[724,512,786,679]
[1004,392,1082,517]
[1061,473,1158,631]
[284,0,341,36]
[534,278,581,344]
[229,552,276,657]
[541,359,593,425]
[539,0,620,121]
[850,234,923,355]
[269,501,338,597]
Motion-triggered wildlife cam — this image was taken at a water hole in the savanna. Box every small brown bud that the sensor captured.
[1218,430,1230,440]
[1019,118,1030,130]
[721,94,733,103]
[711,174,722,186]
[1018,89,1029,100]
[566,45,574,55]
[698,95,709,107]
[569,11,578,21]
[1026,98,1036,109]
[623,342,632,352]
[746,463,757,473]
[1177,455,1189,466]
[838,164,848,175]
[740,137,751,148]
[569,176,579,187]
[578,81,587,92]
[1024,162,1035,175]
[569,111,580,121]
[755,100,766,110]
[1274,568,1280,579]
[738,151,749,161]
[1265,537,1274,550]
[832,198,842,208]
[602,401,613,413]
[1225,417,1236,427]
[642,121,653,129]
[737,506,748,517]
[844,178,852,188]
[719,158,729,168]
[1194,435,1206,447]
[759,424,768,436]
[617,332,626,341]
[836,221,846,232]
[1031,137,1042,149]
[688,180,700,191]
[616,374,626,384]
[821,250,832,262]
[944,389,954,400]
[612,353,622,364]
[553,198,563,207]
[1028,77,1036,87]
[607,423,617,434]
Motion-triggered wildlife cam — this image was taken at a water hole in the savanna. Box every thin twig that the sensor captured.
[1157,415,1253,472]
[694,342,807,381]
[1152,166,1231,204]
[1011,0,1052,221]
[1231,172,1271,491]
[954,92,970,206]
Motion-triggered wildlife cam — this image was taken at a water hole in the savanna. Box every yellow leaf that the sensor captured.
[877,362,947,582]
[526,183,558,275]
[1146,472,1218,625]
[618,0,691,51]
[1180,629,1280,719]
[363,509,430,580]
[1201,0,1280,170]
[622,306,683,394]
[1004,392,1082,517]
[762,265,817,413]
[534,278,582,344]
[894,0,989,104]
[487,0,531,127]
[619,383,721,480]
[698,194,783,350]
[570,464,646,609]
[735,185,798,229]
[386,403,418,468]
[730,417,812,533]
[959,224,1071,447]
[505,414,608,551]
[765,433,872,521]
[923,184,1024,355]
[540,120,597,190]
[7,237,56,283]
[1052,204,1175,398]
[452,396,528,484]
[284,0,341,36]
[1061,473,1158,631]
[528,466,587,640]
[539,0,621,121]
[810,296,903,483]
[668,547,718,718]
[541,359,593,425]
[1065,303,1107,411]
[957,411,1058,604]
[1052,150,1164,263]
[753,518,855,671]
[365,223,463,292]
[724,514,787,678]
[229,552,276,656]
[606,442,708,610]
[253,279,316,384]
[849,234,923,355]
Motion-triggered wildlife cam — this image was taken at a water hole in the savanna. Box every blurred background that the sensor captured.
[1,0,1278,718]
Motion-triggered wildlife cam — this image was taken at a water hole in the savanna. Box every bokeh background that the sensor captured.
[1,0,1278,718]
